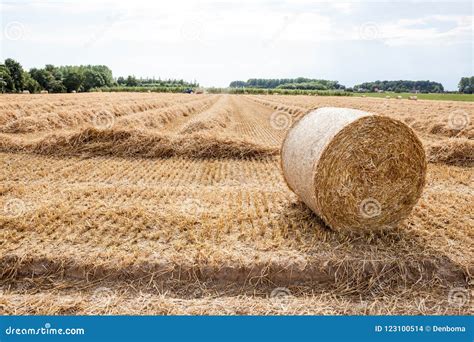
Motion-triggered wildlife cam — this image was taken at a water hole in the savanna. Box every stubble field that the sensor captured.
[0,93,472,315]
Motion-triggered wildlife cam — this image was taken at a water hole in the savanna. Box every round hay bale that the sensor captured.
[281,107,426,231]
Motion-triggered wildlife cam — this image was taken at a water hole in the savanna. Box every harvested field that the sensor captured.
[0,93,472,315]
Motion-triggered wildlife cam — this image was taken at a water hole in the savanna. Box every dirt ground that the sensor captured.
[0,93,472,314]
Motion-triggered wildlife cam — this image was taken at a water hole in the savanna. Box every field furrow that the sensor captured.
[0,93,472,315]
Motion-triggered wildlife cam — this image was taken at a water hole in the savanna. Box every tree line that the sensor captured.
[0,58,115,93]
[230,78,473,94]
[115,76,198,88]
[0,58,198,93]
[353,80,444,93]
[0,58,471,94]
[208,87,350,96]
[230,78,344,90]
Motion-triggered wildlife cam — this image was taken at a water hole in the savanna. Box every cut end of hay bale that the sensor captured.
[281,107,427,231]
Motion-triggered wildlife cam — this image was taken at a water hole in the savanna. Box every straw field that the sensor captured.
[0,92,472,315]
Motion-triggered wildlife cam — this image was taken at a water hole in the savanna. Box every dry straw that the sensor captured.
[0,127,278,159]
[281,107,427,231]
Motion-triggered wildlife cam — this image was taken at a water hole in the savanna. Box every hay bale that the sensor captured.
[281,107,426,231]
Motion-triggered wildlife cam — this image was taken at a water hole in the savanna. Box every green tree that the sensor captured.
[23,71,41,93]
[0,64,14,93]
[45,64,63,80]
[29,68,55,90]
[49,80,66,93]
[458,77,473,94]
[229,78,344,90]
[83,69,105,91]
[354,80,444,93]
[229,80,246,88]
[4,58,24,92]
[126,75,138,86]
[62,67,84,92]
[92,65,114,86]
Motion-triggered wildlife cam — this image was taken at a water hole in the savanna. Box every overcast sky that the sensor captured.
[0,0,472,89]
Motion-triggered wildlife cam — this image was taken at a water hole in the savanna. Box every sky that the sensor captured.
[0,0,472,90]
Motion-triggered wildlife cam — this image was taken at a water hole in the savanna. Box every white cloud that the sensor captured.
[374,15,473,46]
[0,0,472,89]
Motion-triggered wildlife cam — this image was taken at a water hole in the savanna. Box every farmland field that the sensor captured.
[355,92,474,102]
[0,93,472,315]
